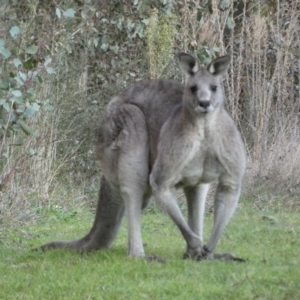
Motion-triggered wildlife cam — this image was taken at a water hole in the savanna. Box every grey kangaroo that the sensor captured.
[40,53,246,261]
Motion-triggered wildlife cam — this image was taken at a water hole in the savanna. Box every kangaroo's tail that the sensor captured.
[39,176,125,252]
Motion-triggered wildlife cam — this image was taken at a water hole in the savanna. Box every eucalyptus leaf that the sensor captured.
[12,124,21,131]
[23,106,36,117]
[44,55,52,66]
[101,43,108,51]
[13,58,22,68]
[9,26,20,37]
[26,45,38,55]
[0,48,11,59]
[14,76,24,85]
[46,67,56,74]
[15,96,24,104]
[32,103,40,111]
[12,90,22,97]
[56,8,61,19]
[32,129,40,138]
[19,71,27,81]
[44,103,54,111]
[226,17,235,29]
[29,148,35,155]
[23,58,38,70]
[63,8,76,18]
[18,119,32,135]
[0,39,5,47]
[3,102,10,112]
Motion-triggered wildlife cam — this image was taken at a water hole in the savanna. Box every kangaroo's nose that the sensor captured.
[198,101,210,109]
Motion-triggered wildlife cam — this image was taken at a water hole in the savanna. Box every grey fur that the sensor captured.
[40,53,246,261]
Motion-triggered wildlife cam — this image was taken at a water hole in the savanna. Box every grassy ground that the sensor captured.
[0,198,299,300]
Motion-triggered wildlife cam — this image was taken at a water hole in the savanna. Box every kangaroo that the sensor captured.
[40,53,246,262]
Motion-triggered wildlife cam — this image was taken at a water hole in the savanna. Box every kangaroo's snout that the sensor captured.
[198,100,210,109]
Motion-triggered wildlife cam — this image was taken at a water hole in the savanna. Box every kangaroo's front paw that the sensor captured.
[213,252,246,262]
[198,245,246,262]
[196,245,214,261]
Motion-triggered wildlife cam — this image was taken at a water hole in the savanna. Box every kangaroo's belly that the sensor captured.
[179,152,223,187]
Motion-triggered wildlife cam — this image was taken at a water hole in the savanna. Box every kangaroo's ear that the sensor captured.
[178,52,200,76]
[207,55,230,76]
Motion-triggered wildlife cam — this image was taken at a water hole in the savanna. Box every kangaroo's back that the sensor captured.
[98,79,185,166]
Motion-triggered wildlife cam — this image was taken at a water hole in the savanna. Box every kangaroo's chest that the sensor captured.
[179,142,223,187]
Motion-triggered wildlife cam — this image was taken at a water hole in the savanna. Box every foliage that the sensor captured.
[0,26,55,142]
[0,0,299,213]
[146,8,176,78]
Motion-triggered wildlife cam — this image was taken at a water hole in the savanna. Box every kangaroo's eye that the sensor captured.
[190,85,198,94]
[210,85,217,92]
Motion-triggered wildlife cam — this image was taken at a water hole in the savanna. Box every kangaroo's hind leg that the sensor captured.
[116,104,150,258]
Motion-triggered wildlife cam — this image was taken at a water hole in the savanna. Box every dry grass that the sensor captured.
[179,0,300,196]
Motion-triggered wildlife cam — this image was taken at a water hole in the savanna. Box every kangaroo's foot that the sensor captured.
[197,245,246,262]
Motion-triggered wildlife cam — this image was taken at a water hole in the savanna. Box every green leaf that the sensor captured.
[46,67,56,74]
[100,43,108,51]
[44,55,52,66]
[12,90,22,97]
[32,129,40,138]
[12,124,22,132]
[18,119,32,135]
[23,106,36,117]
[15,96,24,104]
[226,17,235,29]
[14,76,24,85]
[26,45,38,55]
[19,71,27,81]
[23,103,39,117]
[32,103,40,111]
[44,103,54,111]
[219,0,230,10]
[26,91,36,101]
[29,148,35,156]
[56,8,61,19]
[2,102,10,112]
[0,48,11,59]
[0,80,8,90]
[0,39,5,47]
[63,8,76,18]
[13,58,22,68]
[9,26,20,37]
[37,76,43,83]
[23,58,38,70]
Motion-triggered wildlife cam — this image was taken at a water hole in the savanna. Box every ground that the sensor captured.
[0,197,299,300]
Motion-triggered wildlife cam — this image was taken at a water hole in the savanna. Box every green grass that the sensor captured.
[0,199,299,300]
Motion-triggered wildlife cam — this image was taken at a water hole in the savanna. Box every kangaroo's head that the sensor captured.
[179,53,230,115]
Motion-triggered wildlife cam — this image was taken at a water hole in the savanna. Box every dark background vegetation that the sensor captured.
[0,0,299,220]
